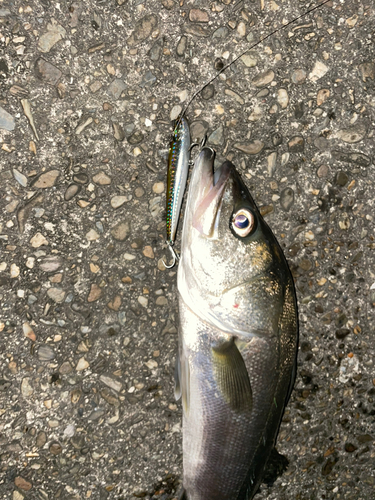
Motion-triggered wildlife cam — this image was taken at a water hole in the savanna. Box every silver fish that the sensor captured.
[176,147,298,500]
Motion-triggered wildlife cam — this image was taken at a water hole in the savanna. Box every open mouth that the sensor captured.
[191,148,232,237]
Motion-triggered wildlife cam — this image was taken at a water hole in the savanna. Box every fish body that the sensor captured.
[166,117,191,247]
[176,148,298,500]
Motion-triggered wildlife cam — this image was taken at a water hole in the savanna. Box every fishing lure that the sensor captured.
[163,116,191,269]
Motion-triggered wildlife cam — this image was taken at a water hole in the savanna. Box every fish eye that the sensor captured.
[231,209,256,237]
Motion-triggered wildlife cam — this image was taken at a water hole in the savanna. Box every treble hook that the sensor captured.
[162,241,180,269]
[188,136,207,165]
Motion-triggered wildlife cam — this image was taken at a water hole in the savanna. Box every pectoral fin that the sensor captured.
[212,337,252,413]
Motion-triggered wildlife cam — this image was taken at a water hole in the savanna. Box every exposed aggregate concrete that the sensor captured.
[0,0,374,499]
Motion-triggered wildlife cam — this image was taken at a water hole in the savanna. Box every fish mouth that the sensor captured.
[190,148,232,238]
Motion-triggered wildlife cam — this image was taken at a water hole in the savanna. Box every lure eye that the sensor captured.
[231,209,255,237]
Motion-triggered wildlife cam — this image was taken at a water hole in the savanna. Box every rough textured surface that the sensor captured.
[0,1,374,499]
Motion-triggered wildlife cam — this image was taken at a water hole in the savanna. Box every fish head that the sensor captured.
[178,147,290,337]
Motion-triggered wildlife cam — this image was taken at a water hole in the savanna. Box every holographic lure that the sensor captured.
[163,116,191,269]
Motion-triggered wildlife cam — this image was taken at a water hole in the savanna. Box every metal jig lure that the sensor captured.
[163,116,191,269]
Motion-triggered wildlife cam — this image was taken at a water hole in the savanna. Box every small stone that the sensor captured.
[267,152,277,176]
[161,0,174,9]
[252,69,274,87]
[10,263,20,278]
[26,257,35,269]
[73,173,89,184]
[87,284,102,302]
[335,171,349,187]
[75,117,93,135]
[47,287,65,303]
[30,232,48,248]
[143,246,154,259]
[240,53,257,68]
[332,150,370,168]
[357,434,373,443]
[358,62,375,82]
[156,296,168,306]
[189,8,209,22]
[145,359,158,370]
[337,126,366,144]
[23,322,36,341]
[280,187,294,211]
[138,296,148,308]
[13,490,25,500]
[101,388,120,407]
[112,122,125,141]
[317,89,330,106]
[13,169,28,187]
[201,84,215,100]
[110,221,130,241]
[93,171,111,185]
[34,57,62,85]
[288,136,304,153]
[64,184,81,201]
[291,69,307,84]
[208,125,224,146]
[71,389,82,404]
[38,20,66,53]
[14,477,32,492]
[63,424,75,438]
[49,442,62,455]
[225,89,245,104]
[76,357,89,371]
[344,442,357,453]
[108,295,121,311]
[309,61,329,82]
[36,431,47,448]
[237,21,246,37]
[322,458,337,476]
[86,229,100,241]
[21,377,34,397]
[149,39,163,61]
[170,105,182,121]
[31,170,60,188]
[100,375,122,393]
[152,182,164,194]
[111,195,129,209]
[127,14,158,46]
[0,105,15,131]
[127,130,144,145]
[90,80,102,93]
[59,361,73,374]
[271,133,282,147]
[317,165,329,178]
[234,141,264,155]
[176,36,187,57]
[277,89,289,109]
[107,78,127,99]
[6,199,19,213]
[140,70,157,88]
[38,345,55,361]
[346,14,358,28]
[213,26,229,38]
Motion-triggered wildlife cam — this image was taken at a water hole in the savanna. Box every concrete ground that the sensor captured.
[0,0,374,499]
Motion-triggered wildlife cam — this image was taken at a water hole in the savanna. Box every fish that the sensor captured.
[164,116,191,268]
[176,147,298,500]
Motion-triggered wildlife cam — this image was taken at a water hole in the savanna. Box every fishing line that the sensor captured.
[175,0,333,132]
